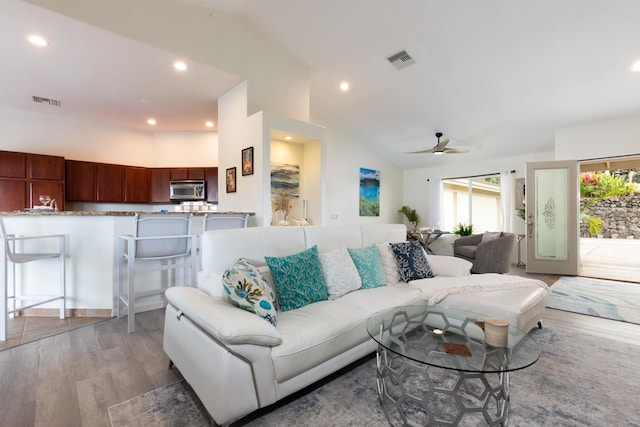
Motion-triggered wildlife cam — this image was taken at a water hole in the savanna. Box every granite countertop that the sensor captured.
[0,210,255,217]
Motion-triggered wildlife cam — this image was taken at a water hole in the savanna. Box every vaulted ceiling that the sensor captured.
[4,0,640,169]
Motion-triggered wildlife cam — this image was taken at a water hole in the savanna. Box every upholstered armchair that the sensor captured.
[453,232,516,274]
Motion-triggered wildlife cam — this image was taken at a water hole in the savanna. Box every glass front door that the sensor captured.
[525,161,579,275]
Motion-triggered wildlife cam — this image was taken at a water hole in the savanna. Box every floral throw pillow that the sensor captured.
[265,245,328,311]
[389,241,434,282]
[222,258,277,325]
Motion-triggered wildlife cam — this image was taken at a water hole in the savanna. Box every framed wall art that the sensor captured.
[226,167,237,193]
[242,146,254,176]
[359,167,380,216]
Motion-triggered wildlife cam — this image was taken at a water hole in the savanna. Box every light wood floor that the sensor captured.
[1,275,639,427]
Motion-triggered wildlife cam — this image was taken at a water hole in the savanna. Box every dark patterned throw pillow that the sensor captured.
[389,241,434,282]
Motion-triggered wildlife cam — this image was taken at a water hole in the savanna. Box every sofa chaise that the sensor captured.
[163,224,549,425]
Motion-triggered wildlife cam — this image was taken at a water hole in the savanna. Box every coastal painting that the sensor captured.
[359,167,380,216]
[271,163,300,225]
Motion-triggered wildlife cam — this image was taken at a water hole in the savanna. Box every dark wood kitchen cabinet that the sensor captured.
[96,163,124,202]
[29,154,65,181]
[30,181,65,209]
[124,166,148,203]
[150,168,171,203]
[0,151,27,178]
[0,151,65,211]
[170,168,205,181]
[205,167,218,203]
[0,180,26,211]
[65,160,96,201]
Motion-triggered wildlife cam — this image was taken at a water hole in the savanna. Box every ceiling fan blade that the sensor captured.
[406,147,436,154]
[443,148,470,154]
[435,137,450,150]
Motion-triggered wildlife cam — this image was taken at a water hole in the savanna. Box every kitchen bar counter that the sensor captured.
[1,211,254,317]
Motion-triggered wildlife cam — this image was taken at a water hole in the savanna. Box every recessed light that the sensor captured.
[174,61,188,71]
[631,60,640,73]
[205,121,214,128]
[339,81,350,91]
[147,118,157,125]
[27,34,48,47]
[284,135,292,141]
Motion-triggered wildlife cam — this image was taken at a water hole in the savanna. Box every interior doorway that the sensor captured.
[578,156,640,282]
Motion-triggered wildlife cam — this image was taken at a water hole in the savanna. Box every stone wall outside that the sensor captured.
[580,194,640,238]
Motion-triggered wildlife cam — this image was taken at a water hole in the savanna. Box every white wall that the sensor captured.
[0,105,154,165]
[555,115,640,161]
[152,131,218,167]
[316,120,405,225]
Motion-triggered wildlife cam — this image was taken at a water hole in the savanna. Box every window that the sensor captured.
[442,175,502,232]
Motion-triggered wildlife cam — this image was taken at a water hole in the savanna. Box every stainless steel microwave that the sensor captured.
[170,180,206,202]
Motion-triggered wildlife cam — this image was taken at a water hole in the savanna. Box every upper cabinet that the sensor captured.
[0,151,65,211]
[206,167,218,204]
[0,151,27,178]
[66,160,96,202]
[29,154,65,181]
[170,168,205,181]
[63,160,214,205]
[96,164,124,202]
[124,167,148,203]
[150,168,171,203]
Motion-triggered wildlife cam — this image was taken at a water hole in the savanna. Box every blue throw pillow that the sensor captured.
[389,241,434,282]
[265,245,328,311]
[348,245,387,289]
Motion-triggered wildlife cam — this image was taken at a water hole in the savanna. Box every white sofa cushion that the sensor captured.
[426,255,473,277]
[319,246,362,299]
[271,300,370,382]
[336,283,423,316]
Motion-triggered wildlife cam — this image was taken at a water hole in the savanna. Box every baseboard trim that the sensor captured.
[16,308,112,318]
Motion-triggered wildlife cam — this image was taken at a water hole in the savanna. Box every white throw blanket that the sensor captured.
[409,273,549,305]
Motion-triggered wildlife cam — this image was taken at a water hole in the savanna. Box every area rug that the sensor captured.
[547,276,640,324]
[108,326,640,426]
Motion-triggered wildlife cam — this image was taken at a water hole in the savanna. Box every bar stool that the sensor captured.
[203,213,249,231]
[118,213,195,333]
[0,217,66,342]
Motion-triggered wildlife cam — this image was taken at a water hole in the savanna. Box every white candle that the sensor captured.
[303,200,308,219]
[484,317,509,347]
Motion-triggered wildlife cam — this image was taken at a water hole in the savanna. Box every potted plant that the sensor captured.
[453,222,474,236]
[398,205,420,231]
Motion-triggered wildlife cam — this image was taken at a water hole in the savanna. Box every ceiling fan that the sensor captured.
[408,132,470,155]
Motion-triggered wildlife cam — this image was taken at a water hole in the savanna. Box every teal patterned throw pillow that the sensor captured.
[222,258,277,325]
[265,246,328,311]
[348,245,386,289]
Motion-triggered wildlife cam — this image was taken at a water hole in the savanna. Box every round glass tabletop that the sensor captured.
[366,304,540,373]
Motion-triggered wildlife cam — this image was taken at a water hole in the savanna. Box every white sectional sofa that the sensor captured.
[163,224,549,426]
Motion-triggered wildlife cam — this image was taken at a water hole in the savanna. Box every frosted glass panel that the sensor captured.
[534,168,568,260]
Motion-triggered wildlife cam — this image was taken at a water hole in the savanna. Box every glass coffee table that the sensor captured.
[366,305,540,426]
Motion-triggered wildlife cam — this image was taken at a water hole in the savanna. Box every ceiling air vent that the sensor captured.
[387,50,415,70]
[32,96,62,107]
